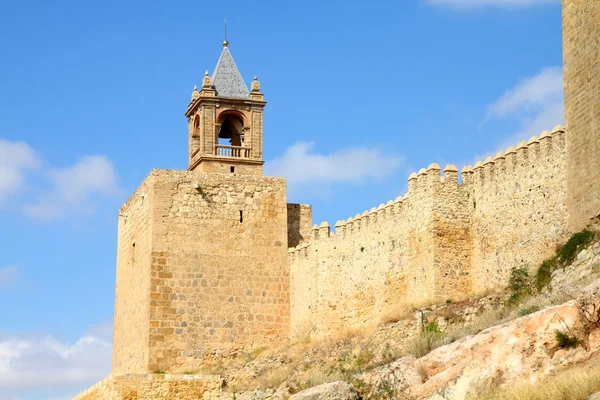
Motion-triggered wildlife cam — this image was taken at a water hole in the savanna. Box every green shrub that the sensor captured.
[508,266,532,305]
[517,305,540,317]
[423,321,444,336]
[535,256,558,292]
[558,229,595,265]
[555,330,582,349]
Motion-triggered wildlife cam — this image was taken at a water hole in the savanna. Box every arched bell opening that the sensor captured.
[217,113,245,147]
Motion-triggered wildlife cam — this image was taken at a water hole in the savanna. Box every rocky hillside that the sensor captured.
[206,229,600,400]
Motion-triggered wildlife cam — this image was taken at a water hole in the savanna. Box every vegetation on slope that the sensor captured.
[536,229,595,291]
[470,358,600,400]
[216,229,599,399]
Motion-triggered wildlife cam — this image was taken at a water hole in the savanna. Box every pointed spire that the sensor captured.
[211,45,249,98]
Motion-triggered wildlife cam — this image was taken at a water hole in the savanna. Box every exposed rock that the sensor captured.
[552,242,600,291]
[289,381,358,400]
[362,283,600,400]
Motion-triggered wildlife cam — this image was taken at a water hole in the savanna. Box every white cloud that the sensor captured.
[22,155,120,220]
[484,66,563,120]
[0,322,112,396]
[0,266,18,288]
[475,67,564,160]
[0,140,39,204]
[426,0,559,9]
[265,142,402,195]
[495,100,564,153]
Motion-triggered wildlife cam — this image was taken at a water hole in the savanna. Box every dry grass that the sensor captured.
[257,366,294,389]
[448,307,512,340]
[380,304,417,325]
[470,362,600,400]
[328,325,374,342]
[288,367,346,394]
[404,330,446,358]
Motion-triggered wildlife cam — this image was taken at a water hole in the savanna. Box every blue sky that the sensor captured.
[0,0,563,398]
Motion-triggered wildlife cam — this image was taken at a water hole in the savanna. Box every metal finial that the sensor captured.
[223,19,229,47]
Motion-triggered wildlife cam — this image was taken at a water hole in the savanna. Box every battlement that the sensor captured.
[289,126,569,337]
[291,125,566,247]
[463,125,566,187]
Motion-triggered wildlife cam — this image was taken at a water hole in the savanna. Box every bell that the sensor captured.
[218,120,234,139]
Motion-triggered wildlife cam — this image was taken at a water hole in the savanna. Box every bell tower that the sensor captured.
[185,39,266,176]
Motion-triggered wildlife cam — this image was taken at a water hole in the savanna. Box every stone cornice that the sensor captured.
[188,155,264,172]
[185,96,267,118]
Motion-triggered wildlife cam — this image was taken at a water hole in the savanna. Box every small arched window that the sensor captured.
[193,115,200,135]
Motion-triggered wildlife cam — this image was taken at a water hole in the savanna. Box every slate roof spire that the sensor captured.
[210,41,250,98]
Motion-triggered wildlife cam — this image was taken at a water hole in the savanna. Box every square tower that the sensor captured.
[186,41,266,176]
[111,41,290,375]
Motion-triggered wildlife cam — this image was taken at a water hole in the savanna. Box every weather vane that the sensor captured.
[223,18,228,47]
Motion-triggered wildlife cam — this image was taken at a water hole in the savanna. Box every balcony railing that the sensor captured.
[215,145,251,158]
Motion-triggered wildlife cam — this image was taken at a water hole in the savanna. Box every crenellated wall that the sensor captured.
[467,127,569,292]
[290,126,569,337]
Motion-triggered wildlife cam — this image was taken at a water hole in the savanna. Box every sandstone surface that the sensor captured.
[360,283,600,400]
[288,381,358,400]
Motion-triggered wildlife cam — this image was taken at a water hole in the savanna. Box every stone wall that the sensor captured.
[290,128,569,337]
[73,374,222,400]
[287,203,313,248]
[73,376,115,400]
[192,159,263,176]
[564,0,600,230]
[112,169,291,374]
[468,129,569,292]
[290,165,438,337]
[112,177,154,374]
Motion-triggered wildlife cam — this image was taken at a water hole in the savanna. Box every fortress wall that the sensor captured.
[290,128,569,338]
[287,203,313,248]
[73,374,222,400]
[112,176,154,374]
[431,167,473,301]
[146,169,289,373]
[467,128,569,293]
[289,167,440,337]
[73,376,115,399]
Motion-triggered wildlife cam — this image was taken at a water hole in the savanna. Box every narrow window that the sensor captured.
[230,166,235,173]
[239,210,243,223]
[131,242,136,266]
